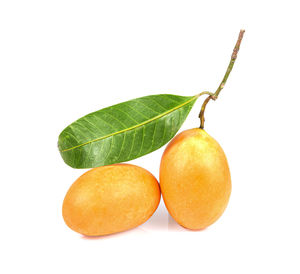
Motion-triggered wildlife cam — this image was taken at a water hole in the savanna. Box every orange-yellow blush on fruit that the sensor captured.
[160,128,231,230]
[63,164,161,236]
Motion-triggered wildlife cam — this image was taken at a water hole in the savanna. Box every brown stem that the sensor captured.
[199,29,245,129]
[199,96,212,129]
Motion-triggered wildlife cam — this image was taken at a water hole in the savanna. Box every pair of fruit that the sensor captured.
[63,128,231,236]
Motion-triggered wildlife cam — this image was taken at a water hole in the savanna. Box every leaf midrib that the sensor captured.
[60,95,197,153]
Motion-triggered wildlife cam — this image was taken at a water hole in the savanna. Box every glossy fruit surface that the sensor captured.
[160,128,231,229]
[63,164,160,236]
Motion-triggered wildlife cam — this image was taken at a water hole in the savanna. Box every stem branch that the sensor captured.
[196,91,214,98]
[199,29,245,129]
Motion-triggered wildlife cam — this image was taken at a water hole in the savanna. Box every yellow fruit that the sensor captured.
[62,164,161,236]
[160,128,231,230]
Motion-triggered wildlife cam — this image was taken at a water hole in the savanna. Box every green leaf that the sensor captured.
[58,94,198,168]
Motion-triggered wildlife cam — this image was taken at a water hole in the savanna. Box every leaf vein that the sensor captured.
[125,104,150,119]
[127,130,137,159]
[61,96,197,152]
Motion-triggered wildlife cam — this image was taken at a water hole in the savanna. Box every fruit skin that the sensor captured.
[160,128,231,230]
[62,164,161,236]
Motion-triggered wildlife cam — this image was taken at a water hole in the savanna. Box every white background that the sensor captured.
[1,0,299,273]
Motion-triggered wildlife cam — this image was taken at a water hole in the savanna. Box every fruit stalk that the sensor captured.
[199,29,245,129]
